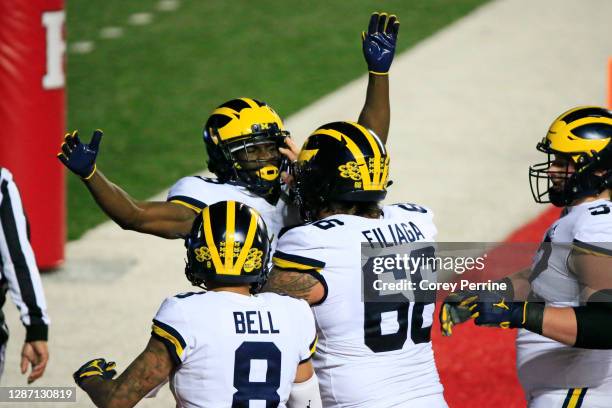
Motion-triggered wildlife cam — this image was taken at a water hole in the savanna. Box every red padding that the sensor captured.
[0,0,66,269]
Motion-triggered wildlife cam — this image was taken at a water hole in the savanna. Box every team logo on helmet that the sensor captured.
[338,161,361,181]
[185,201,270,290]
[194,246,212,263]
[244,248,264,273]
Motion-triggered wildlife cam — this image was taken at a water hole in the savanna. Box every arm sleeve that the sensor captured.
[151,297,193,366]
[573,290,612,349]
[0,169,49,341]
[166,177,207,213]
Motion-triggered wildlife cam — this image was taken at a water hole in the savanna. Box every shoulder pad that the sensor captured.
[167,176,227,211]
[573,201,612,246]
[278,222,306,239]
[194,176,226,185]
[384,203,435,220]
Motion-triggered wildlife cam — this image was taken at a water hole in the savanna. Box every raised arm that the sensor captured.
[357,12,400,143]
[75,337,173,408]
[58,130,195,239]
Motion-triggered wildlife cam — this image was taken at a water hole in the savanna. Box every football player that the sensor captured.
[263,122,449,407]
[74,200,321,407]
[440,106,612,407]
[57,12,400,248]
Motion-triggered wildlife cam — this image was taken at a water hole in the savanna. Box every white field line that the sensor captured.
[99,26,124,39]
[68,0,181,54]
[128,12,154,26]
[157,0,181,12]
[69,41,94,54]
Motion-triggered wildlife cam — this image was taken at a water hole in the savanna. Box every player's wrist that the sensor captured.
[496,277,515,300]
[25,323,48,342]
[74,358,117,388]
[521,301,544,334]
[77,375,102,390]
[81,164,97,181]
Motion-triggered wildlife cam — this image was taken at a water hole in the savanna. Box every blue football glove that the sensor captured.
[73,358,117,387]
[362,12,400,75]
[474,292,544,332]
[57,130,103,179]
[473,293,525,329]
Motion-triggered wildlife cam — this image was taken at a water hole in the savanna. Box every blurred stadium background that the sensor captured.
[2,0,611,406]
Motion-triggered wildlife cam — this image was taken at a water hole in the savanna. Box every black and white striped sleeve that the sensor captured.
[0,168,49,342]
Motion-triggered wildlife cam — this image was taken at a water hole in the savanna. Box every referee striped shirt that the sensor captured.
[0,168,49,342]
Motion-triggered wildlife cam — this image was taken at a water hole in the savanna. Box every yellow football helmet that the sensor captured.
[203,98,289,202]
[295,121,389,220]
[529,106,612,206]
[185,201,270,290]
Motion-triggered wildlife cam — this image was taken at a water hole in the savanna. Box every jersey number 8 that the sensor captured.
[232,341,281,407]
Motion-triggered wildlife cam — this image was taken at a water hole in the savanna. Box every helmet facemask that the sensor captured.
[209,123,289,203]
[228,128,287,199]
[529,140,612,207]
[529,141,574,206]
[529,106,612,207]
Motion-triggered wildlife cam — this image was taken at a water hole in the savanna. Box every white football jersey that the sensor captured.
[167,176,299,251]
[517,199,612,395]
[151,291,317,408]
[273,203,445,407]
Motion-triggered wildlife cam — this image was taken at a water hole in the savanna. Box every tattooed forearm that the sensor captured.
[263,268,321,303]
[82,337,173,408]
